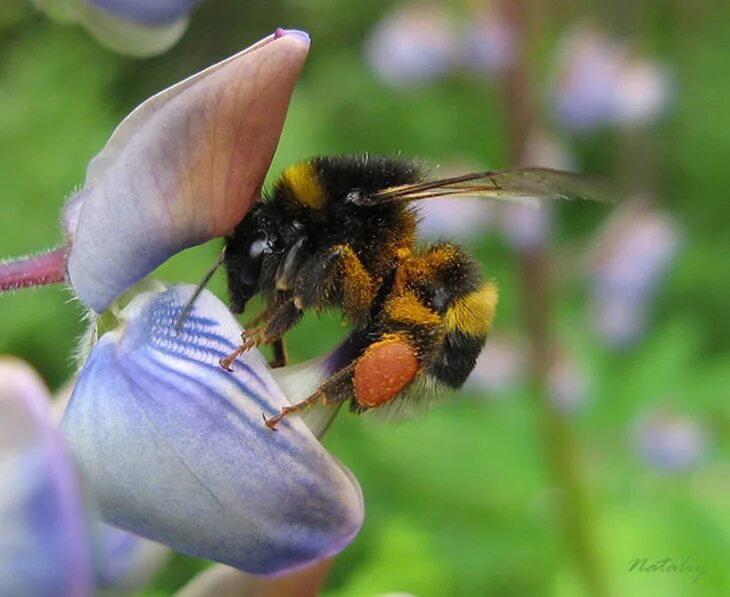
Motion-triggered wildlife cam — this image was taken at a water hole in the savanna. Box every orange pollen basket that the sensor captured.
[353,336,419,408]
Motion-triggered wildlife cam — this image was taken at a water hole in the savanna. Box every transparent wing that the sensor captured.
[366,168,610,207]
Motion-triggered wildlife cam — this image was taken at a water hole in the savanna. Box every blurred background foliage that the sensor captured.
[1,0,729,595]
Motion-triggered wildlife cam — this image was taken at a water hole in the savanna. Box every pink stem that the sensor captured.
[0,247,68,292]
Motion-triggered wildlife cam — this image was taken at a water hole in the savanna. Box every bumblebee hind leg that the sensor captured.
[263,332,421,429]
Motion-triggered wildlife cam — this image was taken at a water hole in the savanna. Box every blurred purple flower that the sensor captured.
[365,3,458,87]
[0,358,93,597]
[464,6,515,76]
[553,26,672,132]
[418,161,496,240]
[547,350,589,414]
[34,0,205,56]
[418,196,495,240]
[62,284,364,575]
[499,131,573,251]
[588,200,681,347]
[634,410,706,472]
[0,358,175,595]
[465,334,526,396]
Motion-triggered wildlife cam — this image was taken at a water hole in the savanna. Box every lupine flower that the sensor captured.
[588,199,681,347]
[0,29,310,314]
[633,409,706,472]
[365,3,458,88]
[33,0,205,57]
[1,286,364,590]
[62,284,364,575]
[553,26,672,132]
[464,6,515,76]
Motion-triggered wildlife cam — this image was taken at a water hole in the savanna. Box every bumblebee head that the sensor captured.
[224,205,279,313]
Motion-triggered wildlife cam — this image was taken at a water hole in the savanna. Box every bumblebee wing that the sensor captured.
[366,168,610,207]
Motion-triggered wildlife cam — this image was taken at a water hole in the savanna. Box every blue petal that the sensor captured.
[0,360,92,597]
[62,285,363,575]
[89,0,203,26]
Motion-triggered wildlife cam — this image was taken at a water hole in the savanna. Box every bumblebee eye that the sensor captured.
[248,236,274,259]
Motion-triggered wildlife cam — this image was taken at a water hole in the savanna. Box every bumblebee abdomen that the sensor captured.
[430,282,498,388]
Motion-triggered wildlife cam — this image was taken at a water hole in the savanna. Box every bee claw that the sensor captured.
[262,412,279,431]
[219,357,235,372]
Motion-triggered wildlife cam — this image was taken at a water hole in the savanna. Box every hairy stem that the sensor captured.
[0,247,68,292]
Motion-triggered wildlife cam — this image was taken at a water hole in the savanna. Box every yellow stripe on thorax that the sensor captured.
[281,162,325,209]
[444,282,498,337]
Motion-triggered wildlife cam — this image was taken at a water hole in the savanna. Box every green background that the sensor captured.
[1,1,728,595]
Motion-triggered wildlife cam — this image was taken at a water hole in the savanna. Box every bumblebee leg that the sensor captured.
[292,244,376,320]
[269,338,288,368]
[244,306,271,328]
[263,332,421,429]
[220,301,303,371]
[219,328,266,371]
[264,390,323,430]
[264,364,355,430]
[261,300,303,341]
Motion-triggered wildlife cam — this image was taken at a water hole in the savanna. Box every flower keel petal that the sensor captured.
[62,286,363,575]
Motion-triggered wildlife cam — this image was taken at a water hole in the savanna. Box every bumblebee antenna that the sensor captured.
[175,247,226,333]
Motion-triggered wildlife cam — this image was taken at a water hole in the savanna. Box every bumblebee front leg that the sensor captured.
[220,301,303,371]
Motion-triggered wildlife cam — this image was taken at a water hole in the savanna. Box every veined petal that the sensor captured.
[66,30,310,313]
[0,359,92,597]
[62,285,363,575]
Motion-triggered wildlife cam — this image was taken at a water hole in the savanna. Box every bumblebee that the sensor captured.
[212,154,600,429]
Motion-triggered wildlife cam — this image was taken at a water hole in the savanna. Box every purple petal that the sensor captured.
[62,285,363,575]
[0,359,92,597]
[66,32,309,311]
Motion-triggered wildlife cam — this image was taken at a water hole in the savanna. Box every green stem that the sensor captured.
[497,1,608,595]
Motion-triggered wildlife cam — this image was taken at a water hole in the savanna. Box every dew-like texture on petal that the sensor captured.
[67,33,309,312]
[62,286,363,575]
[0,359,92,597]
[90,0,203,25]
